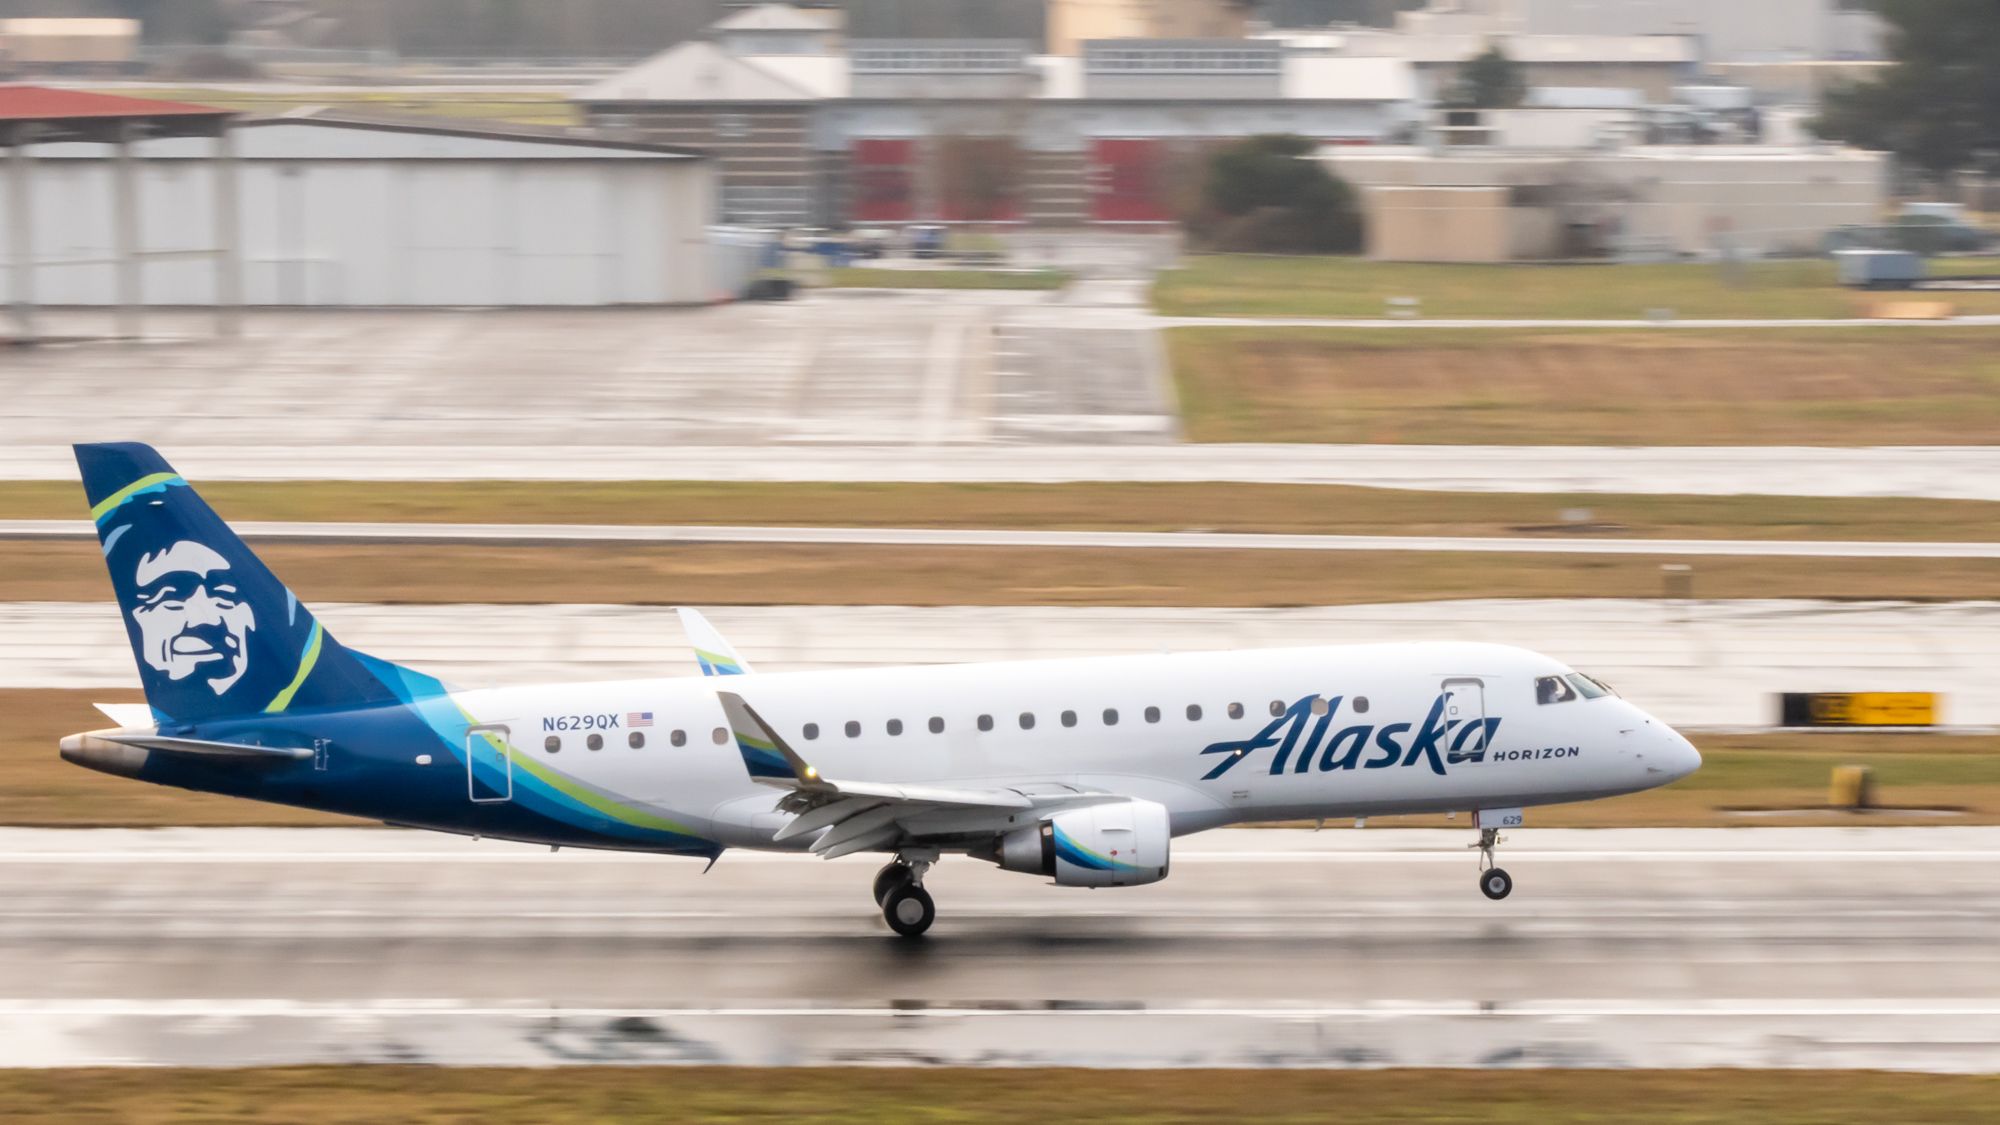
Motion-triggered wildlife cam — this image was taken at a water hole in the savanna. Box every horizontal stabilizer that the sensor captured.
[92,702,154,728]
[63,727,313,762]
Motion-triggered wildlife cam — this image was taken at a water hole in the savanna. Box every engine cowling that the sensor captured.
[994,799,1171,887]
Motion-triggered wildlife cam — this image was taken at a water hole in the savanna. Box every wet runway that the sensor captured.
[3,827,1996,1068]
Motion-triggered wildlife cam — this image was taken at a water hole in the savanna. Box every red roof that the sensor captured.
[0,85,232,122]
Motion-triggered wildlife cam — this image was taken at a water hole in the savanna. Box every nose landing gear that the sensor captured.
[874,850,938,937]
[1473,826,1512,900]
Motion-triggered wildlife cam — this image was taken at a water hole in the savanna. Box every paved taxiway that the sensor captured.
[9,519,1997,559]
[10,600,1996,727]
[7,444,2000,499]
[2,827,1994,1069]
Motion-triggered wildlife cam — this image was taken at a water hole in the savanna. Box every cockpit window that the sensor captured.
[1565,673,1611,699]
[1535,675,1576,705]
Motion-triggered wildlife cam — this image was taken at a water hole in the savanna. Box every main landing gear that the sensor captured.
[873,849,938,937]
[1472,826,1512,900]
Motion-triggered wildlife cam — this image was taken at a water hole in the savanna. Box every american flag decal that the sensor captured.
[627,712,653,728]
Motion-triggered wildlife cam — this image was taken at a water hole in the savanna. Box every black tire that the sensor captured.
[872,862,912,906]
[883,882,935,938]
[1480,867,1513,901]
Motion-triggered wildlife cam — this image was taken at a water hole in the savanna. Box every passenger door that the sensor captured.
[1441,678,1487,764]
[465,723,513,804]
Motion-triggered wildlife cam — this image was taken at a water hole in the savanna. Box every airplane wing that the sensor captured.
[716,690,1115,858]
[677,607,754,676]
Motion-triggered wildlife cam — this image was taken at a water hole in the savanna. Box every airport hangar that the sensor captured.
[0,88,720,326]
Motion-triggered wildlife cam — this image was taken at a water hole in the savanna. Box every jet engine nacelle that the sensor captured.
[994,798,1170,887]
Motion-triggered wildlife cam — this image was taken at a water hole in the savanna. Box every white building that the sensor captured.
[3,113,717,307]
[1325,144,1886,262]
[1400,0,1885,63]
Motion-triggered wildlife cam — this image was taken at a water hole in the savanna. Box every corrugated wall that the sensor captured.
[0,154,715,306]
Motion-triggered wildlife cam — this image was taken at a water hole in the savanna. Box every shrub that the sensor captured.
[1185,134,1363,254]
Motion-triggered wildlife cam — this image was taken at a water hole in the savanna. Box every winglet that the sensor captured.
[678,608,753,677]
[717,691,816,784]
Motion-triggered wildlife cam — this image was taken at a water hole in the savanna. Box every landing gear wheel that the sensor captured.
[882,882,935,938]
[872,862,912,906]
[1480,867,1513,900]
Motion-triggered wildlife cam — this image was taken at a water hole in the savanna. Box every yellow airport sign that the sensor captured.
[1780,692,1938,728]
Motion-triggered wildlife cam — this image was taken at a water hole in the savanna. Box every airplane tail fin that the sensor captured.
[75,442,415,725]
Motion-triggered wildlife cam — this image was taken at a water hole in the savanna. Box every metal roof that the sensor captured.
[28,114,710,162]
[575,41,824,103]
[711,3,843,33]
[0,84,233,144]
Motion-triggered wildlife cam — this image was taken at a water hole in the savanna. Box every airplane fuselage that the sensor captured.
[67,640,1700,856]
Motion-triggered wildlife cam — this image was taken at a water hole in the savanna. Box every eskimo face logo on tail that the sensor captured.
[130,539,257,695]
[1199,693,1499,780]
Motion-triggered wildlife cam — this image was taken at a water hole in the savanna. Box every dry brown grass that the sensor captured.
[5,480,1998,541]
[9,540,2000,608]
[1170,327,2000,444]
[3,1066,1998,1123]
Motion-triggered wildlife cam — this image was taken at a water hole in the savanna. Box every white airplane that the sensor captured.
[62,443,1702,937]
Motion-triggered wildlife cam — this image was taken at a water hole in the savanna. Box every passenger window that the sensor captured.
[1019,712,1035,730]
[845,720,861,738]
[1566,673,1611,700]
[585,734,602,751]
[1354,696,1370,713]
[1227,702,1243,719]
[1061,710,1077,728]
[1311,696,1330,716]
[711,727,728,744]
[1103,708,1119,725]
[978,714,994,732]
[1536,675,1578,705]
[671,729,687,748]
[803,722,819,741]
[628,731,645,749]
[887,718,904,736]
[1186,704,1203,721]
[544,735,561,753]
[929,716,945,734]
[1144,706,1160,723]
[1269,700,1285,717]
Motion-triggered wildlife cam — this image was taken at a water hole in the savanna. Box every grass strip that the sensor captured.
[3,540,2000,608]
[1167,325,2000,445]
[10,691,1995,829]
[1154,253,2000,319]
[7,541,2000,607]
[4,1066,1998,1123]
[1,480,1995,542]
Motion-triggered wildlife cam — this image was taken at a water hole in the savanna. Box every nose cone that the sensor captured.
[1662,726,1702,780]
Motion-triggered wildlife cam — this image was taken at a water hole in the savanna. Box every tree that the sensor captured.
[1186,134,1363,254]
[1450,42,1526,110]
[1813,0,2000,179]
